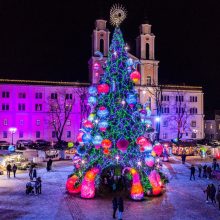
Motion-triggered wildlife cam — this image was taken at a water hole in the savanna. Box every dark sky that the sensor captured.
[0,0,220,113]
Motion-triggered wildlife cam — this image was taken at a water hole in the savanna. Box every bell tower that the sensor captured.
[136,21,159,86]
[89,19,110,84]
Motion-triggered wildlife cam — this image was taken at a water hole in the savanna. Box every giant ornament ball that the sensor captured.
[88,86,97,96]
[82,120,94,131]
[82,133,92,144]
[130,70,141,83]
[97,106,109,118]
[101,139,112,149]
[136,136,148,146]
[97,84,110,94]
[88,96,97,106]
[98,120,108,132]
[116,139,129,152]
[92,134,103,149]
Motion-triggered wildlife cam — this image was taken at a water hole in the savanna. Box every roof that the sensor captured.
[0,79,89,87]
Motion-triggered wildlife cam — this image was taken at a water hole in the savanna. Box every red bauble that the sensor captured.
[140,146,145,152]
[101,139,112,149]
[76,132,84,143]
[97,84,110,94]
[116,139,129,152]
[130,71,141,83]
[103,148,110,155]
[82,120,94,130]
[136,136,148,146]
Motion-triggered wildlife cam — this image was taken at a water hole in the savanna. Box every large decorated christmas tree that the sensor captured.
[66,5,167,200]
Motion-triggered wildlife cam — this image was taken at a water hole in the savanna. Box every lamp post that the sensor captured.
[155,117,160,141]
[9,127,17,145]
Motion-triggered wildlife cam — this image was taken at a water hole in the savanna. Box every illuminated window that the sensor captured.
[18,104,25,111]
[36,120,40,126]
[3,119,8,126]
[18,93,26,98]
[2,91,9,98]
[36,131,40,138]
[67,131,71,138]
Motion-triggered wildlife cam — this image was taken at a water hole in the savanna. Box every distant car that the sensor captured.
[16,140,34,149]
[53,140,68,149]
[0,141,10,150]
[35,139,51,148]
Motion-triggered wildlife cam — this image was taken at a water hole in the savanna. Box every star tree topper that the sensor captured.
[110,4,127,27]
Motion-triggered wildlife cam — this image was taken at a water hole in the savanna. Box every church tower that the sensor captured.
[136,21,159,86]
[88,20,110,84]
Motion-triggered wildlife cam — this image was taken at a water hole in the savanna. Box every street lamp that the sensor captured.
[9,127,17,145]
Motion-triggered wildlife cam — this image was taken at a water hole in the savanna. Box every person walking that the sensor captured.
[47,159,53,172]
[33,167,37,179]
[36,177,42,194]
[112,197,118,219]
[204,184,211,203]
[190,165,195,180]
[210,184,216,204]
[29,165,33,180]
[198,164,202,178]
[181,154,186,164]
[12,164,17,178]
[203,164,207,178]
[118,197,124,220]
[216,186,220,210]
[207,166,212,179]
[6,164,12,178]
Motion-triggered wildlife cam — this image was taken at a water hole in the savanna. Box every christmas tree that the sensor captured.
[66,5,167,200]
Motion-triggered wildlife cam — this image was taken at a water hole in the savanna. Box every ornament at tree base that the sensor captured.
[97,106,109,118]
[148,170,163,196]
[92,134,103,149]
[136,136,148,146]
[82,120,94,132]
[92,62,101,72]
[101,139,112,149]
[116,139,129,152]
[88,86,97,96]
[153,143,163,156]
[88,113,96,122]
[81,167,100,198]
[77,132,84,143]
[88,96,97,106]
[145,156,155,167]
[82,133,92,144]
[98,120,108,132]
[66,175,81,194]
[97,84,110,94]
[130,70,141,83]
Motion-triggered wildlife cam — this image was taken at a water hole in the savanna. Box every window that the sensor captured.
[2,104,9,111]
[191,121,196,127]
[36,131,40,138]
[36,120,40,126]
[20,120,24,126]
[65,93,73,100]
[19,131,24,138]
[162,107,169,114]
[66,120,71,126]
[186,133,188,137]
[176,95,184,102]
[18,92,26,98]
[2,91,9,98]
[190,108,198,114]
[3,119,8,126]
[163,120,168,127]
[162,95,169,101]
[3,131,7,138]
[18,103,25,111]
[35,104,42,111]
[190,96,197,102]
[162,133,168,139]
[191,133,197,138]
[51,93,57,99]
[176,107,185,114]
[67,131,71,138]
[146,76,151,86]
[52,131,56,138]
[35,92,42,99]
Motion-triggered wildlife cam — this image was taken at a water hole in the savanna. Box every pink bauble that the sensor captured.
[116,139,129,152]
[136,136,147,146]
[153,143,163,156]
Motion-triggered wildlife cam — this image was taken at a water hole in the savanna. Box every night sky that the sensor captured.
[0,0,219,113]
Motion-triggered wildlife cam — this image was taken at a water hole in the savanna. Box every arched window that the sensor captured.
[145,43,149,59]
[100,39,104,54]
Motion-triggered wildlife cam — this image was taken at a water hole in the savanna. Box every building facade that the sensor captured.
[0,19,204,144]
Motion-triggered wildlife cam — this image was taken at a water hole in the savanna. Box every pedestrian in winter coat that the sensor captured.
[33,168,37,179]
[47,159,53,171]
[198,164,202,177]
[112,197,118,219]
[181,154,186,164]
[6,164,11,178]
[118,197,124,220]
[190,165,195,180]
[207,166,212,179]
[210,184,216,204]
[12,164,17,178]
[204,184,211,203]
[203,164,207,178]
[29,165,33,180]
[216,187,220,210]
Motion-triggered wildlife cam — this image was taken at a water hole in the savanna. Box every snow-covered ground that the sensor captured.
[0,158,219,220]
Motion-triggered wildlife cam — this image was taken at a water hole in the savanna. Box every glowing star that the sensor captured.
[110,4,127,27]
